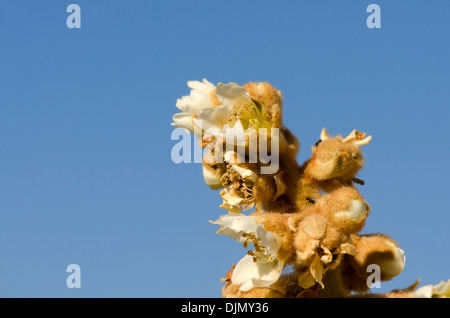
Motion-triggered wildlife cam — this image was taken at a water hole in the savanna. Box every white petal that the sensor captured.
[252,259,284,289]
[223,120,247,147]
[433,280,450,297]
[413,285,434,298]
[191,90,212,107]
[172,113,194,133]
[175,95,198,113]
[187,79,215,94]
[210,213,259,243]
[176,79,216,113]
[216,82,250,106]
[255,224,282,258]
[192,118,222,137]
[196,105,234,134]
[231,255,284,292]
[201,78,215,87]
[197,105,233,124]
[231,255,257,292]
[413,279,450,298]
[175,94,211,113]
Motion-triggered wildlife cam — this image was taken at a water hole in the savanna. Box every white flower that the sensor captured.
[197,82,250,132]
[210,213,284,291]
[172,80,253,139]
[173,80,276,176]
[172,79,217,133]
[413,279,450,298]
[434,280,450,297]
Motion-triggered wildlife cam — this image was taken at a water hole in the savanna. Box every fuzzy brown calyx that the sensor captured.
[292,187,369,289]
[341,233,406,293]
[305,128,371,182]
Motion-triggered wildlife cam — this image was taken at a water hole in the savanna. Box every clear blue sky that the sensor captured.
[0,1,448,297]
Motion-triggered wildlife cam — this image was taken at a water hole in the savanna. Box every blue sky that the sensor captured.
[0,1,448,297]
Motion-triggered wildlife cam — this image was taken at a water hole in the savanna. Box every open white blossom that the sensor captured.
[413,279,450,298]
[172,79,217,134]
[172,80,253,138]
[196,82,251,137]
[210,213,284,292]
